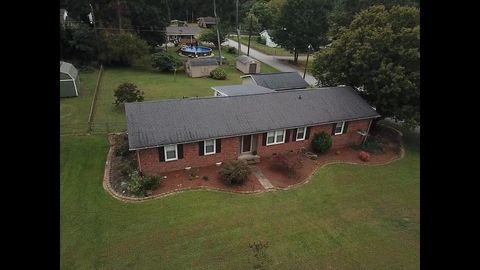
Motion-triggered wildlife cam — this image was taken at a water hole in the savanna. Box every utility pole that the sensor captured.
[213,0,222,65]
[247,16,252,56]
[89,3,101,65]
[236,0,241,56]
[303,44,312,79]
[117,0,122,30]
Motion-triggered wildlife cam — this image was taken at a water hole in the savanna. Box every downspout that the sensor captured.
[363,119,373,145]
[136,150,142,173]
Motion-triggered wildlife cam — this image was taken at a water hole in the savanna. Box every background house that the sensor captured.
[259,30,278,48]
[241,72,310,91]
[185,58,218,78]
[166,25,202,43]
[197,17,216,28]
[60,61,80,97]
[236,55,261,74]
[211,85,274,97]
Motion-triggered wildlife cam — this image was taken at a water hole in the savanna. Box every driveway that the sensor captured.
[225,39,318,86]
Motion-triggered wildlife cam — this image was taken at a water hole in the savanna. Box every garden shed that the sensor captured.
[185,58,219,78]
[236,55,260,74]
[60,61,80,97]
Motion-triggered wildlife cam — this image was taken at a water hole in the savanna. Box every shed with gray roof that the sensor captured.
[60,61,80,97]
[125,86,380,150]
[211,85,274,97]
[185,58,219,78]
[236,55,260,74]
[241,72,309,90]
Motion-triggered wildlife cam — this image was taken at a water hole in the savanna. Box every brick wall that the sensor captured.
[137,119,372,175]
[138,136,241,175]
[255,119,371,157]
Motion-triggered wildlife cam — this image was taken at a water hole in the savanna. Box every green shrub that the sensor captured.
[114,82,144,106]
[115,139,130,157]
[151,51,183,72]
[202,175,209,181]
[311,132,332,153]
[210,67,227,80]
[227,46,237,54]
[219,160,251,185]
[127,170,161,197]
[256,36,266,45]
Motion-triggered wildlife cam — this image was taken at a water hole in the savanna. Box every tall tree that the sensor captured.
[242,0,275,32]
[328,0,419,38]
[271,0,333,63]
[311,5,420,127]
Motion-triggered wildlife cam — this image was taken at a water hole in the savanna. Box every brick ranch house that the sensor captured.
[125,87,380,175]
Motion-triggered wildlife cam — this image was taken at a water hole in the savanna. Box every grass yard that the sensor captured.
[60,133,419,269]
[90,48,279,133]
[60,70,99,134]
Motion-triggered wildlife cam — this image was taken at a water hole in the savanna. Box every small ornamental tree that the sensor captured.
[218,160,251,185]
[311,132,332,153]
[151,52,183,72]
[114,83,144,106]
[271,154,303,178]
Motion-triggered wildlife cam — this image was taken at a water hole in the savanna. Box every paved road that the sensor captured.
[225,39,318,86]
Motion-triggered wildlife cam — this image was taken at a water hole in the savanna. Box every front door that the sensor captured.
[242,135,252,153]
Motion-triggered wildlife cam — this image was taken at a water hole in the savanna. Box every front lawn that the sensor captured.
[61,134,419,269]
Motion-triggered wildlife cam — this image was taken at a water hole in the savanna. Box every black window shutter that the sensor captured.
[177,144,183,159]
[343,122,349,134]
[331,123,337,135]
[292,128,298,141]
[305,127,311,140]
[199,141,204,156]
[262,133,267,146]
[285,129,290,143]
[158,147,165,162]
[216,139,221,153]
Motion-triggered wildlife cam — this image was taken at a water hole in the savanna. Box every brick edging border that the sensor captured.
[103,125,406,203]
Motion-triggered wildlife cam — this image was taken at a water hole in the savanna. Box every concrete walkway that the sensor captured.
[250,166,274,190]
[225,39,318,86]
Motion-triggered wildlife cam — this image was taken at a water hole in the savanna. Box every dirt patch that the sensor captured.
[108,133,140,197]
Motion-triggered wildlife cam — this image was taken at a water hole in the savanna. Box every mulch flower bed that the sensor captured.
[150,165,264,196]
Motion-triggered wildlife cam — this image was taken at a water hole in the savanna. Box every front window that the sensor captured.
[266,130,286,145]
[334,122,345,135]
[204,139,216,155]
[164,144,178,161]
[296,127,306,141]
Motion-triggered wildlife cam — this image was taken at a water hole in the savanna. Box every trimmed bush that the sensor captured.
[311,132,332,153]
[359,151,370,162]
[219,160,251,185]
[271,154,303,178]
[210,67,227,80]
[127,170,161,196]
[114,83,144,106]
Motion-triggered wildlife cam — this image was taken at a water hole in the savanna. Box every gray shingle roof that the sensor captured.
[187,58,218,66]
[125,87,380,150]
[166,26,201,36]
[211,85,274,96]
[60,61,78,79]
[237,55,256,64]
[243,72,310,90]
